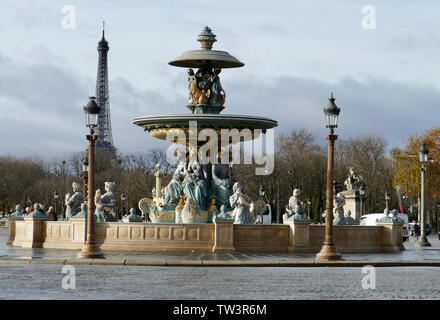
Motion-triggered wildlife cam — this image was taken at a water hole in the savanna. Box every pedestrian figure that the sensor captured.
[46,206,58,221]
[413,222,420,241]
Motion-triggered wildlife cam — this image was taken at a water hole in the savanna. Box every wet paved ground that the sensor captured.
[1,228,439,261]
[0,264,439,300]
[1,228,439,300]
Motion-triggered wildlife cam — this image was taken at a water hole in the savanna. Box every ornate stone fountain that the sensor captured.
[134,27,278,223]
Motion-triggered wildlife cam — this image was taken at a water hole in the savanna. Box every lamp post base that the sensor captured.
[415,236,432,248]
[316,244,342,261]
[77,244,105,259]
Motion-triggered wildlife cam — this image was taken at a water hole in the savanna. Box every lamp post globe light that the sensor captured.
[416,143,431,247]
[78,97,104,259]
[316,93,342,261]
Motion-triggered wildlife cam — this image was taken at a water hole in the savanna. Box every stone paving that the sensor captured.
[0,264,439,299]
[1,228,440,300]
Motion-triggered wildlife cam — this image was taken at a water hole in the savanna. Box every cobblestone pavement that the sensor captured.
[1,228,440,300]
[0,264,439,300]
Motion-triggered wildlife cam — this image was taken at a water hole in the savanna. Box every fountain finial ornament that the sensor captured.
[11,205,24,218]
[198,26,217,50]
[28,203,48,218]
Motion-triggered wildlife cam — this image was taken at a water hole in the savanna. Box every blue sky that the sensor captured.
[0,0,439,159]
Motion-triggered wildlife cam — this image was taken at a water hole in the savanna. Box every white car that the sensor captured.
[254,204,272,224]
[359,212,409,242]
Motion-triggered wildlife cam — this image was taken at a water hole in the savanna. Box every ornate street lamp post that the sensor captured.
[359,184,365,217]
[307,198,312,220]
[82,157,89,200]
[385,191,390,212]
[316,93,342,261]
[78,97,104,259]
[81,157,89,244]
[61,160,67,219]
[416,143,431,247]
[258,185,265,224]
[121,193,126,218]
[53,191,59,220]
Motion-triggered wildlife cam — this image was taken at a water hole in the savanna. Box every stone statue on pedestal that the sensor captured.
[230,182,253,224]
[344,167,363,192]
[344,210,359,224]
[94,182,117,222]
[65,182,84,220]
[333,193,346,225]
[123,208,143,222]
[182,153,208,210]
[321,193,346,225]
[163,171,184,209]
[340,168,365,220]
[211,163,235,210]
[283,189,310,222]
[162,151,186,209]
[74,202,88,218]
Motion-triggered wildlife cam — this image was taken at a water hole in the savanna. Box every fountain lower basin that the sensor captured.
[133,113,278,144]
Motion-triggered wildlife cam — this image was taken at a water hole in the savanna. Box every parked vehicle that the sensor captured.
[254,204,272,224]
[359,212,410,242]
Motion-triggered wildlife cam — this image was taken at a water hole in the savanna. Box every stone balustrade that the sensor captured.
[8,217,404,253]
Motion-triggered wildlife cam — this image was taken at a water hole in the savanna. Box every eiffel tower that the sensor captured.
[95,22,115,151]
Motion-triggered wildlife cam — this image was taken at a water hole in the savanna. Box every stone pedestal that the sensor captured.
[376,222,404,252]
[212,220,235,252]
[285,220,312,253]
[70,217,87,245]
[7,217,24,246]
[21,216,50,248]
[340,190,365,220]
